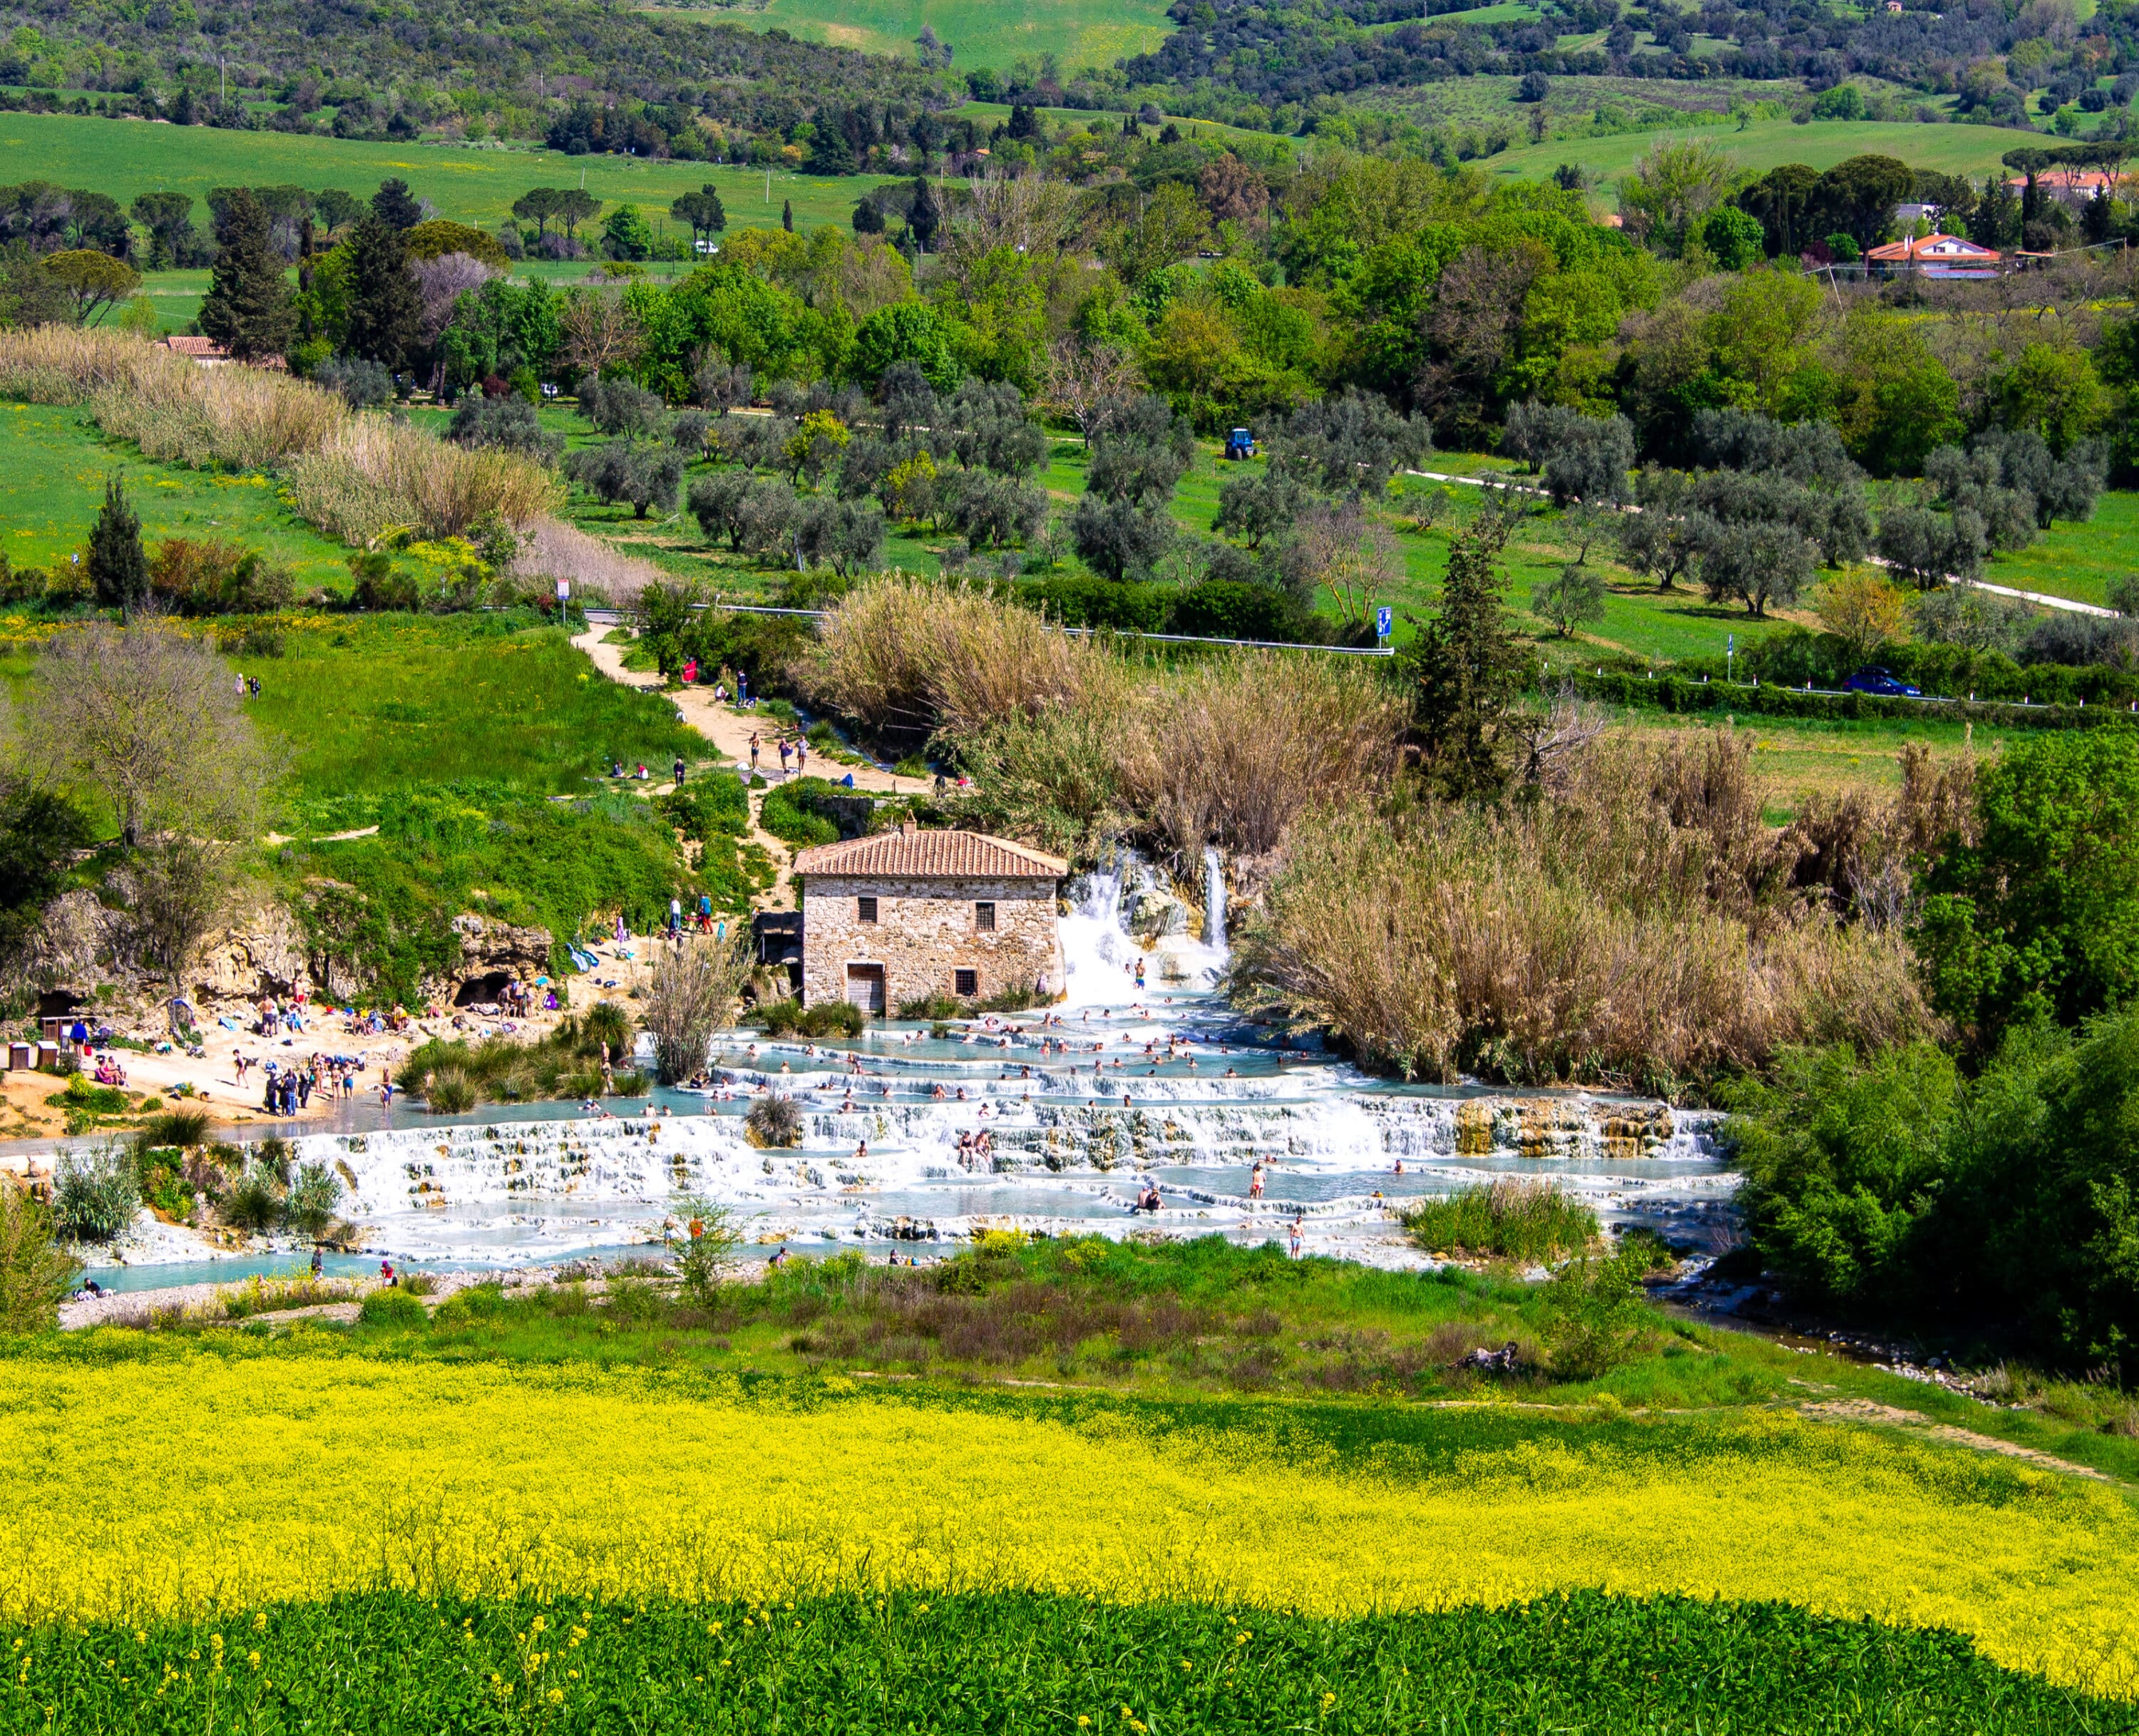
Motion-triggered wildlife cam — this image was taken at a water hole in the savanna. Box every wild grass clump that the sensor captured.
[796,574,1124,742]
[52,1144,138,1244]
[746,1094,804,1147]
[423,1068,478,1114]
[287,415,557,543]
[1233,734,1939,1089]
[396,1007,640,1109]
[0,1186,81,1332]
[1401,1181,1598,1262]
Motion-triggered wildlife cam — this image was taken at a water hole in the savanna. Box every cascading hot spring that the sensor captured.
[280,847,1738,1268]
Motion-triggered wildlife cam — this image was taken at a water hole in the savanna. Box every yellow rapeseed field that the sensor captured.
[4,1352,2135,1697]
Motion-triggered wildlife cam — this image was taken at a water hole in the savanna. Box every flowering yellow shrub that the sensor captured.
[4,1355,2134,1698]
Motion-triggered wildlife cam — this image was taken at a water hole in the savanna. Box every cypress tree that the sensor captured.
[198,189,297,363]
[909,177,941,252]
[88,473,149,620]
[1407,505,1525,798]
[781,198,794,233]
[343,215,423,373]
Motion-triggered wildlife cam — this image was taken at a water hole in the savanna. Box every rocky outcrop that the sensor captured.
[191,900,314,1004]
[429,914,553,1005]
[17,889,136,993]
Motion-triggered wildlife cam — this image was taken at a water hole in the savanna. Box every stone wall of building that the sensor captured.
[801,875,1062,1008]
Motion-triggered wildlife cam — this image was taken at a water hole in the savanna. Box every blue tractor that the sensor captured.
[1224,427,1256,461]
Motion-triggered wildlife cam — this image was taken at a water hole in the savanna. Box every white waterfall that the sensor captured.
[1204,846,1228,956]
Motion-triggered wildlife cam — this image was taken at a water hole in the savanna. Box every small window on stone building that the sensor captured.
[955,967,978,996]
[975,901,995,932]
[857,895,878,923]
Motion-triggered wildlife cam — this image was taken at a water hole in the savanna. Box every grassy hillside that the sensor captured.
[0,111,896,233]
[1488,115,2029,195]
[652,0,1173,76]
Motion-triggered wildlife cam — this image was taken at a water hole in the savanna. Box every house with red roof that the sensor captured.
[1864,232,2001,276]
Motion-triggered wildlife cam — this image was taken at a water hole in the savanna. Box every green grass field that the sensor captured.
[0,111,897,234]
[1979,490,2139,607]
[247,615,699,805]
[1488,115,2030,195]
[0,401,356,590]
[652,0,1173,76]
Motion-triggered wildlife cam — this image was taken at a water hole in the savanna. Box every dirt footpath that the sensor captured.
[571,624,921,903]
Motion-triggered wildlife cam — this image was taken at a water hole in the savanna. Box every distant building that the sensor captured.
[791,823,1067,1012]
[1864,232,2001,277]
[2005,169,2120,205]
[163,336,287,371]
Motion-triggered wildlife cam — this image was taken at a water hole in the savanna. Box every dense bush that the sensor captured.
[1915,731,2139,1044]
[1728,1008,2139,1375]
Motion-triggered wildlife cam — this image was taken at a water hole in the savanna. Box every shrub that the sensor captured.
[53,1145,138,1244]
[1402,1181,1598,1262]
[669,1193,743,1303]
[756,998,863,1038]
[219,1161,284,1233]
[568,441,685,519]
[284,1162,344,1236]
[0,1186,82,1332]
[578,377,668,438]
[358,1286,429,1328]
[448,394,563,464]
[1539,1244,1655,1381]
[747,1094,805,1146]
[312,355,394,409]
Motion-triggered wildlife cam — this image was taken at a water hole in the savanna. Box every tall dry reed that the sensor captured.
[1232,791,1937,1090]
[90,363,347,471]
[0,324,183,403]
[286,416,558,543]
[1,328,552,545]
[1122,652,1406,866]
[796,575,1123,740]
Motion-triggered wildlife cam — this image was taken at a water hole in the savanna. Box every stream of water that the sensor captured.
[94,856,1740,1275]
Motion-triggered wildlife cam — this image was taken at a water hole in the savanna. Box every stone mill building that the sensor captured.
[790,823,1068,1012]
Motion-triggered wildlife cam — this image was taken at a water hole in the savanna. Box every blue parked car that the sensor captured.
[1845,666,1922,698]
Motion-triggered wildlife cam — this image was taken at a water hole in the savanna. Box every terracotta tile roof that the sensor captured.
[165,335,228,359]
[1865,232,1999,262]
[793,828,1068,880]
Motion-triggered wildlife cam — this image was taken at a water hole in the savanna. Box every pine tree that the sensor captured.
[370,177,424,230]
[198,189,297,363]
[343,215,422,372]
[781,198,794,233]
[1407,503,1526,798]
[88,473,148,620]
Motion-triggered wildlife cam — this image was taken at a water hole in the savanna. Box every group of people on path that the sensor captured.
[746,731,814,779]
